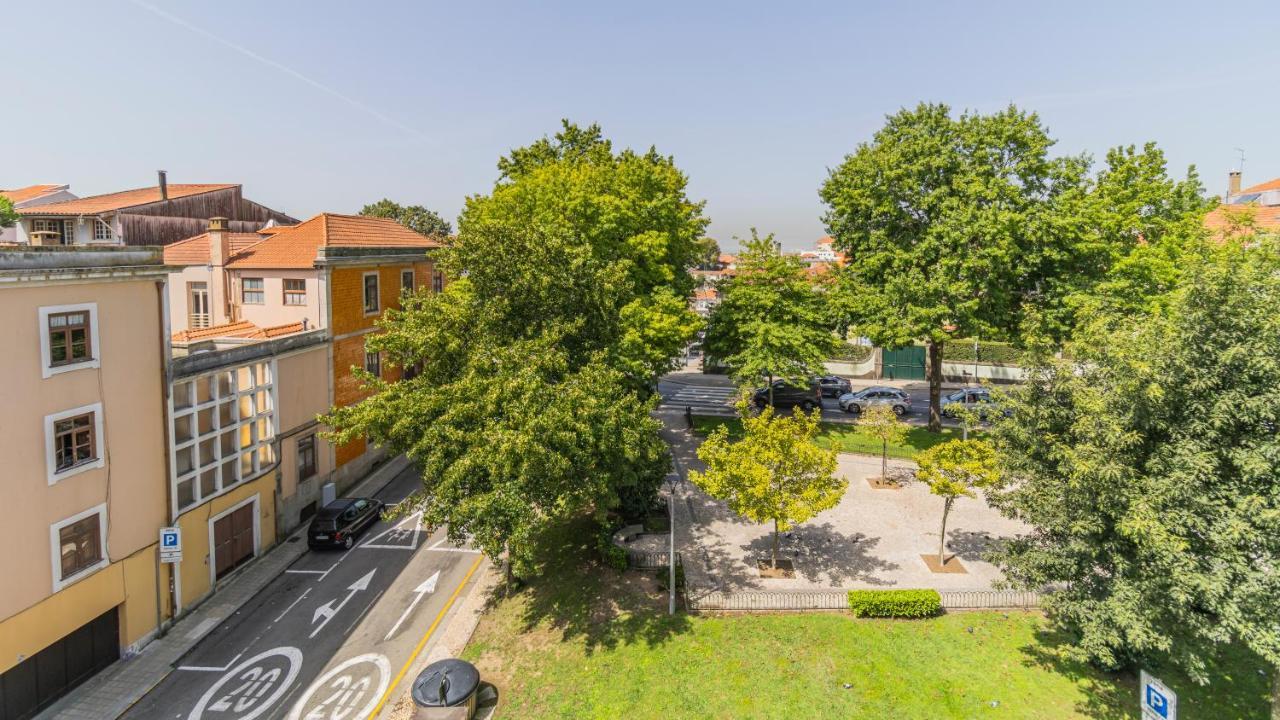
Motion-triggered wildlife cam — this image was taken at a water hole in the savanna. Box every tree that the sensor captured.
[702,229,835,403]
[986,237,1280,706]
[821,103,1078,432]
[690,404,842,569]
[694,236,721,268]
[359,198,453,237]
[914,439,999,566]
[856,404,908,482]
[0,196,17,229]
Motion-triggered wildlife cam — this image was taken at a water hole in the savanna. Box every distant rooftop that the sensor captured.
[18,184,238,216]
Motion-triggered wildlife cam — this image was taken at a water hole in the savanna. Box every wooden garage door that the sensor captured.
[212,503,255,580]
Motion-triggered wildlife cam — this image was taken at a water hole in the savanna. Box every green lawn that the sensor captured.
[691,415,980,459]
[462,518,1269,719]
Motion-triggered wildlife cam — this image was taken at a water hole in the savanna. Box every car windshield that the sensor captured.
[946,390,966,401]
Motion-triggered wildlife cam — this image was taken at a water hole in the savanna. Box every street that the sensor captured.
[123,467,484,720]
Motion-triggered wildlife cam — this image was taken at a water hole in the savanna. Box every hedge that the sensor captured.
[942,340,1024,366]
[830,343,875,362]
[847,589,942,618]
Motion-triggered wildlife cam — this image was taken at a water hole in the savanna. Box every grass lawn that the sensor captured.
[691,415,980,459]
[463,518,1269,719]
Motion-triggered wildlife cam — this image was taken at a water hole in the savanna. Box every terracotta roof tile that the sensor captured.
[171,319,306,343]
[1,184,65,204]
[225,213,440,269]
[163,232,267,265]
[18,184,237,216]
[1204,203,1280,239]
[1240,178,1280,195]
[252,321,306,338]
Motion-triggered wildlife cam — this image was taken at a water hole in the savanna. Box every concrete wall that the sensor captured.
[230,269,323,331]
[172,473,277,612]
[941,361,1026,384]
[274,344,335,532]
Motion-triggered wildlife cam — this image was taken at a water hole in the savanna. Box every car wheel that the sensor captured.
[892,405,906,416]
[845,404,861,415]
[800,400,816,411]
[343,535,354,550]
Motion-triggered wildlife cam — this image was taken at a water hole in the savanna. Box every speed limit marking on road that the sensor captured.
[187,647,303,720]
[287,652,391,720]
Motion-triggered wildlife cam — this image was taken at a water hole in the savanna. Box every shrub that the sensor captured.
[603,544,628,571]
[847,589,941,618]
[830,342,874,362]
[943,340,1024,366]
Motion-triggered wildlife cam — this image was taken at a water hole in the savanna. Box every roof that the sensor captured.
[694,288,718,301]
[717,253,737,264]
[1204,203,1280,238]
[171,319,307,343]
[1,184,66,205]
[1240,178,1280,195]
[224,213,441,269]
[17,184,237,216]
[163,232,268,265]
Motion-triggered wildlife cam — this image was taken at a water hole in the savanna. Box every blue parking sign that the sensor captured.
[159,527,182,563]
[1141,670,1176,720]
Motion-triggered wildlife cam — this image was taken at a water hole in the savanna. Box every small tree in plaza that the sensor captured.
[857,405,908,483]
[690,403,842,570]
[914,439,999,566]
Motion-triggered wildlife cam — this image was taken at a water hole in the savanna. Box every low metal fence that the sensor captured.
[626,549,682,570]
[686,588,1042,612]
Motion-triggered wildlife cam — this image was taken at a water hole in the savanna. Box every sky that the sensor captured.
[3,0,1278,251]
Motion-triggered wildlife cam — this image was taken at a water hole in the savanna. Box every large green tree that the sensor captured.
[987,237,1280,706]
[359,198,453,237]
[702,230,835,402]
[0,196,18,228]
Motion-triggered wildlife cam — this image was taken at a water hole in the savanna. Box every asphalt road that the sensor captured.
[124,467,485,720]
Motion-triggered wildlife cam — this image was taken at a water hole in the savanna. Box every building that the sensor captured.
[13,173,295,247]
[163,213,443,565]
[1205,171,1280,238]
[0,246,171,718]
[0,184,78,244]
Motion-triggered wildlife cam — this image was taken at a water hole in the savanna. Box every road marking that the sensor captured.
[284,569,325,575]
[427,537,481,553]
[187,647,302,720]
[360,512,423,550]
[177,652,243,673]
[287,653,390,720]
[344,589,384,637]
[273,588,311,623]
[366,554,484,719]
[383,571,439,641]
[311,569,377,638]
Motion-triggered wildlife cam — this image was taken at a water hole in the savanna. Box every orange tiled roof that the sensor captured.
[18,184,237,216]
[694,288,718,301]
[171,319,306,343]
[225,213,441,269]
[253,321,306,338]
[1204,203,1280,238]
[1240,178,1280,195]
[163,232,267,265]
[1,184,65,204]
[257,225,294,235]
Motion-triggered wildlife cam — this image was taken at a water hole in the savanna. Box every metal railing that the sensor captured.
[626,549,682,570]
[686,588,1042,612]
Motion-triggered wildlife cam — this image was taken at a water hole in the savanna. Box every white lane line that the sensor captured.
[343,589,384,637]
[383,571,439,641]
[273,587,311,623]
[284,569,325,575]
[424,547,482,554]
[177,651,243,672]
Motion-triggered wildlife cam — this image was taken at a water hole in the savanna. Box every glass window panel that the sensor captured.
[240,425,253,449]
[173,381,193,410]
[174,414,193,443]
[197,408,213,435]
[198,437,216,467]
[220,430,236,456]
[221,458,238,486]
[200,468,217,497]
[196,377,213,404]
[177,479,196,509]
[217,372,233,398]
[239,394,253,419]
[176,446,194,475]
[237,366,253,391]
[218,401,234,428]
[240,452,254,476]
[256,418,272,441]
[257,445,273,466]
[255,390,269,414]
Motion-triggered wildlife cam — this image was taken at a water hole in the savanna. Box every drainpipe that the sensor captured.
[155,279,175,637]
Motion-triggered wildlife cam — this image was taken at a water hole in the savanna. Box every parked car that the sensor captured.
[308,497,385,550]
[752,379,822,410]
[838,386,911,416]
[940,387,1004,418]
[816,375,852,398]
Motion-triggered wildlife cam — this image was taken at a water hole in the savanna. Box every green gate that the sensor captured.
[881,346,926,380]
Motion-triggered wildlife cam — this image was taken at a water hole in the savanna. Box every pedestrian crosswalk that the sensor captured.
[662,384,739,415]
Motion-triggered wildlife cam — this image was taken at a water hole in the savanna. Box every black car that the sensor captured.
[752,379,822,410]
[816,375,853,398]
[308,497,384,550]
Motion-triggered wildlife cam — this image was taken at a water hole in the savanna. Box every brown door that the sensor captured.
[212,503,256,580]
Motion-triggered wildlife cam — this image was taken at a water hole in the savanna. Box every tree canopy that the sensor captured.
[359,198,453,238]
[0,196,17,229]
[915,439,998,565]
[987,237,1280,691]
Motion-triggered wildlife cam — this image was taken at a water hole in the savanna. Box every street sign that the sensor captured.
[159,527,182,563]
[1141,670,1176,720]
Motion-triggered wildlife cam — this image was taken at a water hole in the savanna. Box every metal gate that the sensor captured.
[881,346,926,380]
[213,503,255,580]
[0,607,118,720]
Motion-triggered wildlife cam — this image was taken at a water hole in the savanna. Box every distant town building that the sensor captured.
[0,184,78,243]
[1205,171,1280,238]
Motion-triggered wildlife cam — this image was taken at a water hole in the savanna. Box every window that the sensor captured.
[32,218,74,244]
[365,351,381,378]
[54,413,95,472]
[283,279,307,306]
[401,269,415,295]
[432,270,444,294]
[92,220,112,242]
[242,278,264,304]
[363,273,379,314]
[297,434,317,481]
[50,504,107,590]
[48,311,92,366]
[188,282,210,328]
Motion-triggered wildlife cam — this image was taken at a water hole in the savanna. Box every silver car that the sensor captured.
[940,387,1002,418]
[838,387,911,416]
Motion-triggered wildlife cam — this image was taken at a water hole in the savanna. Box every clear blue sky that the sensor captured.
[4,0,1277,250]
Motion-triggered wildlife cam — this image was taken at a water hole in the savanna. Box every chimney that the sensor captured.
[158,170,169,201]
[1228,170,1242,197]
[208,217,230,267]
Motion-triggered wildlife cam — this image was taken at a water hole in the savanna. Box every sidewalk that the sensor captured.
[41,454,414,720]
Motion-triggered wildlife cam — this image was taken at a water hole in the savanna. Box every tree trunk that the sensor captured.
[504,541,514,587]
[881,438,888,481]
[937,497,953,566]
[771,518,779,569]
[926,340,944,433]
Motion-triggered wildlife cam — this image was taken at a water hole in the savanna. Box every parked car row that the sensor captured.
[749,375,1005,420]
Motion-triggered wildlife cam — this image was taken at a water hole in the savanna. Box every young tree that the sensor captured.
[690,404,842,569]
[914,439,999,566]
[0,196,17,229]
[987,237,1280,706]
[702,230,835,404]
[856,404,908,482]
[359,198,453,237]
[694,236,721,268]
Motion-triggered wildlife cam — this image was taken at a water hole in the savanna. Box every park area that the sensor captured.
[462,517,1271,719]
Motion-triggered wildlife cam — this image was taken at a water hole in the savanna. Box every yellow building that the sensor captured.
[0,247,171,717]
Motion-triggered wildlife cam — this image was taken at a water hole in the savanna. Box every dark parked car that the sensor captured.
[752,379,822,410]
[817,375,852,398]
[837,387,912,416]
[309,497,385,550]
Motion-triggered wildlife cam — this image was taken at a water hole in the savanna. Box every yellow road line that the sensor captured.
[368,554,485,719]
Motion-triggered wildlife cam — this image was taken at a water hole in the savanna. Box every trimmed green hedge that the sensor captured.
[830,343,875,362]
[847,589,942,618]
[942,340,1024,366]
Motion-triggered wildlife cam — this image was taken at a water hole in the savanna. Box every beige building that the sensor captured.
[0,247,171,718]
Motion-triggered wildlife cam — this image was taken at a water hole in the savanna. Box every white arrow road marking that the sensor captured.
[177,652,243,673]
[359,512,423,550]
[382,571,440,641]
[310,569,376,639]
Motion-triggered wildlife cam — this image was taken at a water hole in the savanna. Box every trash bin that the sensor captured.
[412,658,480,719]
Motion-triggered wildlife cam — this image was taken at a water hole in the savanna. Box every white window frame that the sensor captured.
[38,302,101,378]
[241,277,265,305]
[44,402,106,485]
[206,494,260,590]
[50,503,109,592]
[362,271,380,315]
[92,218,113,242]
